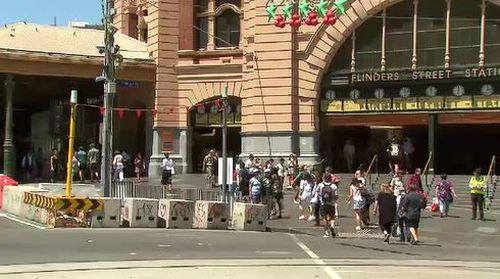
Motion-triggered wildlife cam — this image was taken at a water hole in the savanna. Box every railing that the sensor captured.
[366,154,379,189]
[485,155,496,211]
[110,180,222,202]
[422,151,434,193]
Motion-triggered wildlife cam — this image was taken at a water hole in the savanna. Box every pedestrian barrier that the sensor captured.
[158,199,195,229]
[193,201,229,230]
[55,198,103,211]
[122,198,159,228]
[91,198,121,228]
[231,202,268,232]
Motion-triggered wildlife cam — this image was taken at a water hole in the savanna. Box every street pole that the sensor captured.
[101,0,117,196]
[65,90,78,197]
[221,86,228,204]
[2,74,16,177]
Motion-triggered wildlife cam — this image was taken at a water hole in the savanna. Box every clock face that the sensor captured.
[453,85,465,97]
[326,90,336,100]
[350,89,361,99]
[426,86,437,97]
[374,88,385,99]
[481,84,494,96]
[399,87,411,98]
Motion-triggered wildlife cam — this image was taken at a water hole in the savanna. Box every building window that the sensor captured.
[194,0,242,50]
[215,10,240,48]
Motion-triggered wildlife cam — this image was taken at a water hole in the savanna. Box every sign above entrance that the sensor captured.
[321,95,500,113]
[345,67,500,84]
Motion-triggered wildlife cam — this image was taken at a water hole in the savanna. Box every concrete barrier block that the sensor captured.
[193,201,228,230]
[231,202,268,232]
[91,198,121,228]
[158,199,195,229]
[122,198,158,228]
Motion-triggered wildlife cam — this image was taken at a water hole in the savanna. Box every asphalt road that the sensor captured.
[1,215,500,278]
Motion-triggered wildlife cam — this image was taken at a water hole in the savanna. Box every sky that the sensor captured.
[0,0,103,26]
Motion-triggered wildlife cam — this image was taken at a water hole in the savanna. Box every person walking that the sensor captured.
[319,174,338,238]
[298,173,314,221]
[272,172,284,219]
[407,168,423,193]
[400,184,426,245]
[435,174,457,218]
[403,137,415,172]
[112,150,125,182]
[343,139,356,173]
[310,173,322,225]
[203,149,218,188]
[134,152,146,181]
[87,144,100,183]
[76,146,87,181]
[387,137,402,174]
[49,149,60,183]
[287,154,298,189]
[161,152,175,191]
[276,158,286,191]
[469,168,487,221]
[373,184,397,243]
[21,148,36,182]
[249,169,262,204]
[347,178,367,232]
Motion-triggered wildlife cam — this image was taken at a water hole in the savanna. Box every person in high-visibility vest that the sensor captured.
[469,168,487,220]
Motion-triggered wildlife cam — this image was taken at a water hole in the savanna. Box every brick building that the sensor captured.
[113,0,500,175]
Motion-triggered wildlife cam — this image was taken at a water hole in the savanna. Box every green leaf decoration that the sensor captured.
[334,0,349,15]
[315,0,329,18]
[266,2,278,21]
[299,0,310,19]
[283,1,294,20]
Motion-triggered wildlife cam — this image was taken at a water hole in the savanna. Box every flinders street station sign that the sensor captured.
[349,67,500,83]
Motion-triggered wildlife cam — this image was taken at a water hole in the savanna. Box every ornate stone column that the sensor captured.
[3,74,16,177]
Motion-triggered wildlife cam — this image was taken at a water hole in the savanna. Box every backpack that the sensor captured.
[321,183,334,203]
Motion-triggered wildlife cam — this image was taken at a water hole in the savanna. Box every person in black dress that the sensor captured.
[373,183,397,243]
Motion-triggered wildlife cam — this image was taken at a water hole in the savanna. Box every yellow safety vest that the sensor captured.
[469,176,486,195]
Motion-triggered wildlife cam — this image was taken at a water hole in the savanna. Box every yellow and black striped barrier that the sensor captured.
[23,192,55,210]
[55,198,104,211]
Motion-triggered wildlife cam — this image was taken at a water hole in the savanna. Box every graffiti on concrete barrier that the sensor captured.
[194,202,207,227]
[158,202,167,219]
[208,203,226,221]
[172,202,193,221]
[136,202,154,217]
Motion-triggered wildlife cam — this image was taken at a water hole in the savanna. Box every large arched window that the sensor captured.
[194,0,242,50]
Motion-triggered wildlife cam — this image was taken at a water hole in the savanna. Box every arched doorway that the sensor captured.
[190,96,242,172]
[316,0,500,174]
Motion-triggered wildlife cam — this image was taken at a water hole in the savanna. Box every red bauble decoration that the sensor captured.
[311,18,319,26]
[305,18,311,25]
[292,13,300,21]
[326,9,336,18]
[99,107,105,116]
[278,21,286,28]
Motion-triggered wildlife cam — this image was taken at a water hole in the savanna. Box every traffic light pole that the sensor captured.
[221,86,228,204]
[101,0,117,196]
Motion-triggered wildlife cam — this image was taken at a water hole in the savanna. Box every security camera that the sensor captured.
[96,42,105,54]
[112,44,120,54]
[115,54,124,63]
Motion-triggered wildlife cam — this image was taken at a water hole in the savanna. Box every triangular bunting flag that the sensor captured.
[117,109,125,119]
[99,107,105,116]
[135,110,143,119]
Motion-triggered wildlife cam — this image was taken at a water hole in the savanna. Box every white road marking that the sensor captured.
[0,213,5,217]
[157,244,172,248]
[1,214,47,230]
[255,251,293,255]
[476,227,498,234]
[290,234,342,279]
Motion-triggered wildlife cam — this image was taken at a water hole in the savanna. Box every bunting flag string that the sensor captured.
[73,97,226,119]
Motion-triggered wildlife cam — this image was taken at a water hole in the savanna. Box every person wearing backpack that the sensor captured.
[435,173,457,218]
[319,174,338,238]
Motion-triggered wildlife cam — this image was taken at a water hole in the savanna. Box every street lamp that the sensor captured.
[65,90,78,197]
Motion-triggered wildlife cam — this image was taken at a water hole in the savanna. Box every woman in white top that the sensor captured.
[298,173,314,220]
[161,152,175,190]
[347,177,367,232]
[112,150,124,181]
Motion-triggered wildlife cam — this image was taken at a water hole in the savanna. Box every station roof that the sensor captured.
[0,22,153,62]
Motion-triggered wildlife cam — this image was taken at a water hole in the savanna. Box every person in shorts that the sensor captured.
[319,174,338,238]
[76,146,87,181]
[87,144,100,182]
[202,149,217,188]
